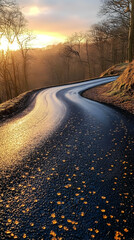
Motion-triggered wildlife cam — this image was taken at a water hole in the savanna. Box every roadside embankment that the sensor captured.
[83,61,134,114]
[0,90,39,122]
[100,62,128,77]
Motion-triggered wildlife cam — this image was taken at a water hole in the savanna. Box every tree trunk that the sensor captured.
[128,0,134,62]
[11,52,19,96]
[85,40,91,77]
[67,58,70,81]
[23,56,29,91]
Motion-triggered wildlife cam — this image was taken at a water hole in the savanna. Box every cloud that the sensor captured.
[17,0,100,36]
[23,6,51,16]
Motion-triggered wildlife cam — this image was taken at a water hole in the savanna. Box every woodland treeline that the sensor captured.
[0,0,134,103]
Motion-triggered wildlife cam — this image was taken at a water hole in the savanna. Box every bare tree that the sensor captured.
[99,0,131,24]
[17,32,34,90]
[68,32,85,56]
[0,0,33,101]
[60,45,74,81]
[99,0,134,62]
[91,23,110,71]
[83,31,92,76]
[0,2,26,42]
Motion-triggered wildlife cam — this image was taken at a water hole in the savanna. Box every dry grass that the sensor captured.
[83,61,134,114]
[0,90,39,122]
[100,62,128,77]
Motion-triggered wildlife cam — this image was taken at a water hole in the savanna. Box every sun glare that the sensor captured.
[31,33,66,48]
[0,37,19,52]
[23,6,50,16]
[0,33,65,52]
[29,6,40,16]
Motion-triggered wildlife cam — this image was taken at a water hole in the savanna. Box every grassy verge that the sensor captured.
[83,61,134,114]
[0,90,39,122]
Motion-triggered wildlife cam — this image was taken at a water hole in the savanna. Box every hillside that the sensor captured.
[83,61,134,114]
[100,63,128,77]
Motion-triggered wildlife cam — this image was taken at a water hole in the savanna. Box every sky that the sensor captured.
[16,0,101,48]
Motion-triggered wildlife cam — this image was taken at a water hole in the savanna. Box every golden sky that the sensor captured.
[17,0,100,48]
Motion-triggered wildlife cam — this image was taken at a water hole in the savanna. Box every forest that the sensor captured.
[0,0,134,103]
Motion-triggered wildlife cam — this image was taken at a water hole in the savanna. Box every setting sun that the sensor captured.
[0,34,65,52]
[0,37,19,52]
[29,6,40,16]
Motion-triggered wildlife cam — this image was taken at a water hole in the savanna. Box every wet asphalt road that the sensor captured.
[0,77,134,240]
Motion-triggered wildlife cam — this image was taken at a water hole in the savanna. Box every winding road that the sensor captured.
[0,77,134,240]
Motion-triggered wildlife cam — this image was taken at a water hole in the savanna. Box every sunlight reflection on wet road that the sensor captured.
[0,87,67,170]
[0,77,116,171]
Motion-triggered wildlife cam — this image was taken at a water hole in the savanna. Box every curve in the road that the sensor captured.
[0,76,117,171]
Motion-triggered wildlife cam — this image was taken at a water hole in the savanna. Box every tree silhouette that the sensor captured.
[100,0,134,62]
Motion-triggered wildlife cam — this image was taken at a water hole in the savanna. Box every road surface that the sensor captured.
[0,77,134,239]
